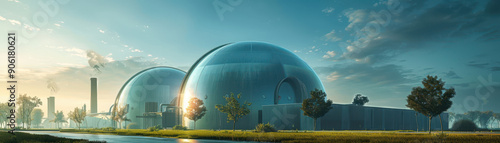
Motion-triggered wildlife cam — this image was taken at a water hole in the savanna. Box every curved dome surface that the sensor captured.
[179,42,325,130]
[113,66,186,129]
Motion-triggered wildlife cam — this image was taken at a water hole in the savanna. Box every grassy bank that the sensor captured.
[60,128,500,142]
[0,131,103,143]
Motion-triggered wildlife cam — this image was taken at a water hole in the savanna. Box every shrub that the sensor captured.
[173,125,187,130]
[148,124,162,132]
[255,122,277,132]
[451,119,478,131]
[126,123,137,129]
[102,127,115,131]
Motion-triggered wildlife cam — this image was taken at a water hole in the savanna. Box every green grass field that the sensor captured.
[60,128,500,142]
[0,131,102,143]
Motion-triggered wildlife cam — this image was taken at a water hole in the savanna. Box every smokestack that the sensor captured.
[91,77,97,113]
[47,97,55,119]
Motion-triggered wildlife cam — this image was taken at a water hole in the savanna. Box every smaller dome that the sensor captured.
[113,66,186,129]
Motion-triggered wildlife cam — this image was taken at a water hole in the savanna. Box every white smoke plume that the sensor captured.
[47,79,59,94]
[87,50,108,73]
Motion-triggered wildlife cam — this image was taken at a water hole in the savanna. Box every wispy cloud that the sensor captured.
[65,47,87,58]
[324,30,341,42]
[99,29,105,33]
[131,49,143,52]
[322,7,335,14]
[0,16,6,21]
[7,0,20,3]
[8,19,21,25]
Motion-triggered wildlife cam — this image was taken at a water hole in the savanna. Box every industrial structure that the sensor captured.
[45,96,55,128]
[111,42,449,130]
[113,66,186,129]
[91,77,98,113]
[178,42,325,130]
[263,103,448,130]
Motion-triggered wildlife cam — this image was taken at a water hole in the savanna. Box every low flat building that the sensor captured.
[263,103,448,131]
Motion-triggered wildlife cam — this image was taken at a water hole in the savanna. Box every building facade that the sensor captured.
[263,103,448,131]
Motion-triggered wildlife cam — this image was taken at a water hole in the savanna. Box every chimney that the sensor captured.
[47,97,55,119]
[91,77,97,113]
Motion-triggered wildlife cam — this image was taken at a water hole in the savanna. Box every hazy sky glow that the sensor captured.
[1,0,499,118]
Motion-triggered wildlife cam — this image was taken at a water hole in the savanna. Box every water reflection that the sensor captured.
[22,131,251,143]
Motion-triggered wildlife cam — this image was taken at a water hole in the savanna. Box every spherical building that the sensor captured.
[179,42,325,130]
[113,66,186,129]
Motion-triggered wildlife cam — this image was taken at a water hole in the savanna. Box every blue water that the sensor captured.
[22,131,255,143]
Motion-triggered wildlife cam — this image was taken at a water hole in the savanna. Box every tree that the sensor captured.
[50,111,67,129]
[16,94,42,129]
[300,89,333,131]
[215,93,252,131]
[31,108,44,128]
[184,97,207,129]
[465,111,481,126]
[436,86,455,133]
[478,111,493,129]
[454,113,469,122]
[352,94,369,106]
[406,75,455,134]
[68,107,86,130]
[0,103,10,128]
[113,104,130,129]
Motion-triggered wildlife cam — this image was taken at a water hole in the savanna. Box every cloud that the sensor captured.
[99,29,105,33]
[324,30,341,42]
[23,24,40,31]
[450,83,470,88]
[87,50,110,73]
[0,16,5,21]
[343,9,369,30]
[54,23,61,27]
[322,51,336,59]
[315,63,413,86]
[326,72,340,81]
[445,71,462,79]
[491,67,500,71]
[65,47,86,58]
[340,0,500,64]
[322,7,335,13]
[131,49,143,52]
[8,19,21,25]
[468,61,489,69]
[106,53,115,62]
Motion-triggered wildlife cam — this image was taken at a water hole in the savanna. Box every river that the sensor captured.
[22,131,255,143]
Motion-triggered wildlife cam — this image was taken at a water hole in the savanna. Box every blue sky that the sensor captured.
[0,0,499,116]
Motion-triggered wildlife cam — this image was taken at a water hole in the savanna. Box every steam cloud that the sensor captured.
[47,79,59,94]
[87,50,108,73]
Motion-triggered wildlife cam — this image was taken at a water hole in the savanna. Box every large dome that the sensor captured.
[113,66,186,129]
[179,42,325,130]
